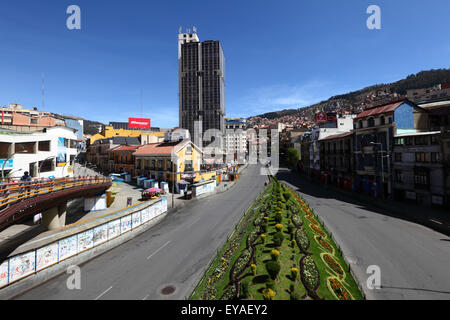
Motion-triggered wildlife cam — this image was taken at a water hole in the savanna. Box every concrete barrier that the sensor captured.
[0,196,168,299]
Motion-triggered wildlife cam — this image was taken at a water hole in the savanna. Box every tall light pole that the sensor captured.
[370,142,390,198]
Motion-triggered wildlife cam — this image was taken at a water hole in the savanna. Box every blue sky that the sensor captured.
[0,0,449,128]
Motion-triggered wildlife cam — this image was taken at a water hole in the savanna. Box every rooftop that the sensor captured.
[355,100,409,120]
[395,131,441,137]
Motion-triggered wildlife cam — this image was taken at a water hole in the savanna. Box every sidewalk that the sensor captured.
[293,171,450,236]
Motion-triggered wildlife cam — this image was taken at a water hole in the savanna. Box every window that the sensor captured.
[38,141,51,152]
[415,152,430,163]
[380,116,385,125]
[368,118,375,127]
[430,135,439,145]
[414,167,429,188]
[405,137,413,146]
[186,146,192,155]
[394,153,402,162]
[184,160,193,172]
[394,138,404,146]
[395,170,403,183]
[38,158,54,173]
[414,136,428,146]
[15,142,35,154]
[431,152,441,162]
[358,120,363,129]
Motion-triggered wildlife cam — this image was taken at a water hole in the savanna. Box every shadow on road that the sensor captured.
[275,168,444,234]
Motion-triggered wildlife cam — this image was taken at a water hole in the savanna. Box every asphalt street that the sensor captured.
[11,165,450,300]
[14,164,268,300]
[276,168,450,300]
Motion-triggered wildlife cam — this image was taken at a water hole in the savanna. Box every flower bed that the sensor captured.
[231,249,252,281]
[315,236,334,254]
[322,254,344,279]
[306,215,319,225]
[300,256,320,292]
[310,224,327,238]
[291,214,303,228]
[295,228,310,253]
[327,277,353,300]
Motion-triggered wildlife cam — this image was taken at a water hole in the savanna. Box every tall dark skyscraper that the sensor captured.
[178,27,225,148]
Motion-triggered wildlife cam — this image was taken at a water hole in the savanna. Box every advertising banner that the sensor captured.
[0,260,8,288]
[59,235,78,260]
[57,137,67,167]
[108,219,121,240]
[9,251,36,283]
[129,118,151,129]
[0,159,13,170]
[36,243,59,271]
[315,112,327,124]
[78,230,94,252]
[121,215,132,233]
[93,224,108,246]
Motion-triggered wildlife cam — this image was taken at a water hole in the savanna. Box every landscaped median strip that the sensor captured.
[190,178,364,300]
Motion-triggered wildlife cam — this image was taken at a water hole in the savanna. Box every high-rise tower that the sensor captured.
[178,27,225,149]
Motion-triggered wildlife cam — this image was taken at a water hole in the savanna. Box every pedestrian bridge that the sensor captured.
[0,177,112,231]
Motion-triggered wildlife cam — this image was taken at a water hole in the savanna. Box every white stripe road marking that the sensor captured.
[94,286,113,300]
[147,241,171,260]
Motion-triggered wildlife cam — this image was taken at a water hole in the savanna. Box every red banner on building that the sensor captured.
[129,118,151,129]
[315,112,327,124]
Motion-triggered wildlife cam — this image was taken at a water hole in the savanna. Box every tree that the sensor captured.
[265,261,281,280]
[287,148,300,170]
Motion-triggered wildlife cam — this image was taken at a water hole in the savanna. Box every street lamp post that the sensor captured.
[370,142,390,198]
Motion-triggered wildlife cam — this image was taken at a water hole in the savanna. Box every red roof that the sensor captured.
[133,142,180,156]
[355,100,408,120]
[111,145,140,152]
[320,131,354,141]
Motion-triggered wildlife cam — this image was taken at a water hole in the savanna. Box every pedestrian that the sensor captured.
[20,171,32,197]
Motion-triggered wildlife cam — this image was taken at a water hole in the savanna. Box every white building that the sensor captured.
[309,114,356,174]
[0,126,78,179]
[224,118,247,162]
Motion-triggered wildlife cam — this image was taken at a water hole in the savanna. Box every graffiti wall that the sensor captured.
[9,251,36,283]
[0,197,167,290]
[36,243,59,271]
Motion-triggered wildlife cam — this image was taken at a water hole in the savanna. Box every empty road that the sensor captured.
[277,168,450,300]
[14,165,268,300]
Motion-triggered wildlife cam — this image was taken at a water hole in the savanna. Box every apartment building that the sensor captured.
[353,99,428,199]
[392,131,445,207]
[0,126,78,179]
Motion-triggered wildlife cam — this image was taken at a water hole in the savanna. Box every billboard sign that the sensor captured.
[57,137,67,167]
[315,112,328,124]
[129,118,151,129]
[0,159,13,170]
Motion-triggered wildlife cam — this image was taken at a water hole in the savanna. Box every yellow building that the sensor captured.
[90,126,165,145]
[133,140,204,183]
